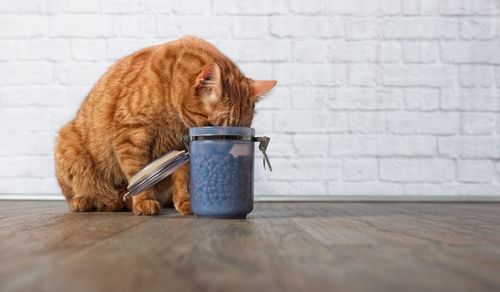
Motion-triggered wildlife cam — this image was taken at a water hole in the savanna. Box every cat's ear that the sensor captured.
[194,63,222,106]
[250,80,277,102]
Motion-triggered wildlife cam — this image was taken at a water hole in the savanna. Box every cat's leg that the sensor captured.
[113,127,168,215]
[55,122,124,212]
[171,164,192,215]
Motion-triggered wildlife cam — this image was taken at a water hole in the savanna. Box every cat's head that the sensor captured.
[183,63,276,128]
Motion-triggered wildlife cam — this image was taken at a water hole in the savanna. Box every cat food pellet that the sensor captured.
[190,152,253,214]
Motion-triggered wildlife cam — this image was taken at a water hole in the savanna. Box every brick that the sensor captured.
[0,40,16,61]
[0,107,54,131]
[329,135,436,157]
[439,136,498,158]
[0,85,66,107]
[255,181,328,196]
[329,0,401,16]
[274,64,346,86]
[270,17,343,38]
[441,41,500,64]
[441,183,500,196]
[0,0,39,13]
[0,62,53,85]
[106,39,159,61]
[0,16,46,37]
[0,178,59,194]
[387,112,459,135]
[274,111,347,133]
[290,87,333,110]
[329,41,401,63]
[292,41,328,63]
[497,114,500,133]
[268,158,341,180]
[238,63,274,80]
[459,65,494,88]
[55,63,110,85]
[255,87,290,110]
[404,184,443,195]
[441,88,499,111]
[347,64,380,87]
[329,41,376,62]
[496,67,500,87]
[378,42,402,63]
[342,159,378,181]
[157,16,232,38]
[460,18,496,40]
[100,0,140,13]
[50,106,80,131]
[173,0,210,14]
[404,88,440,111]
[440,0,498,16]
[214,0,287,15]
[328,182,403,196]
[49,15,119,38]
[251,111,274,133]
[461,113,496,134]
[119,15,157,38]
[383,18,458,39]
[380,158,455,182]
[402,42,439,63]
[138,0,172,13]
[228,40,291,62]
[0,131,54,156]
[289,0,328,14]
[17,39,70,61]
[232,17,269,39]
[262,134,294,158]
[348,112,386,133]
[292,134,329,157]
[458,160,495,182]
[40,0,99,14]
[329,88,403,110]
[402,0,439,15]
[64,0,99,12]
[71,40,106,61]
[345,18,380,40]
[64,86,88,107]
[382,65,457,87]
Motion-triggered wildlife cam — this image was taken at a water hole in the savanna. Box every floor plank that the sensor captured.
[0,201,499,292]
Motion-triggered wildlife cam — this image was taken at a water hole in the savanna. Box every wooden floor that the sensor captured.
[1,201,499,292]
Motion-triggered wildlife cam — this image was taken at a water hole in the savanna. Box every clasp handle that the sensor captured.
[254,136,273,172]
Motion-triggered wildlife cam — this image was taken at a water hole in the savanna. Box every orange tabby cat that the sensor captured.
[55,36,276,216]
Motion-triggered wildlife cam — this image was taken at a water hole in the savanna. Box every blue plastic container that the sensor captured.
[189,127,256,218]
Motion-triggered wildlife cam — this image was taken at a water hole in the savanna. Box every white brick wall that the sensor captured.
[0,0,500,198]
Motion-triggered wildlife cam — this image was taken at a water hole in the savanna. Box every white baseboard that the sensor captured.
[1,194,500,202]
[0,194,65,200]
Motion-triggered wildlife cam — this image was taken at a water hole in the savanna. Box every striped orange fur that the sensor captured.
[54,36,276,215]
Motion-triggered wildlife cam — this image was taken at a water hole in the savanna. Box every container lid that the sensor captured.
[189,126,255,137]
[126,150,190,197]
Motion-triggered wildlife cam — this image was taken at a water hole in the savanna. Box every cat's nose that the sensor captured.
[204,122,214,127]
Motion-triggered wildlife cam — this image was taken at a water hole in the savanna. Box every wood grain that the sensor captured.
[0,201,499,292]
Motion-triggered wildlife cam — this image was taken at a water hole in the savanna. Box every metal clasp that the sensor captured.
[254,136,273,172]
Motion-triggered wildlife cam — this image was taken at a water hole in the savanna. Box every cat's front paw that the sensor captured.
[69,196,94,212]
[175,200,193,215]
[133,199,161,216]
